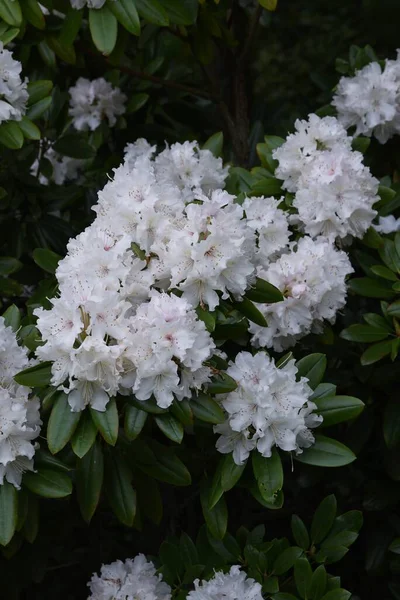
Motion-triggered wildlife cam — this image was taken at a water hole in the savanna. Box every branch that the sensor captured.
[237,4,263,71]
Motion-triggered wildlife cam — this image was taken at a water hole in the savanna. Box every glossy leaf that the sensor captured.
[105,454,136,526]
[14,362,52,388]
[191,393,225,424]
[33,248,61,274]
[252,448,283,501]
[311,495,337,544]
[71,410,98,458]
[314,395,364,428]
[109,0,140,35]
[295,435,356,467]
[296,354,327,390]
[23,468,72,498]
[47,392,81,454]
[154,413,184,444]
[89,6,118,56]
[90,399,119,446]
[76,441,104,523]
[0,482,17,546]
[124,404,148,441]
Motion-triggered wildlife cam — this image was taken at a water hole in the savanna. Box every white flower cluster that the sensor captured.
[71,0,115,9]
[374,215,400,234]
[214,352,322,465]
[333,54,400,143]
[274,114,379,240]
[31,145,86,186]
[68,77,126,131]
[250,236,353,351]
[187,565,263,600]
[0,42,28,125]
[87,555,171,600]
[0,318,41,488]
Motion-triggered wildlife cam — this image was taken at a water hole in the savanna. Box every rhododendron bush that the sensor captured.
[1,0,400,598]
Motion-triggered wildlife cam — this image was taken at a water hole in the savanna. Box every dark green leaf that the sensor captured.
[71,410,98,458]
[23,468,72,498]
[232,297,268,327]
[310,383,337,401]
[0,483,17,546]
[14,362,52,387]
[348,277,395,299]
[259,0,278,10]
[387,300,400,317]
[296,354,327,390]
[252,448,283,501]
[0,122,24,149]
[291,515,310,550]
[154,413,183,444]
[321,590,351,600]
[294,557,312,599]
[18,117,41,141]
[109,0,140,35]
[309,565,327,600]
[126,93,149,113]
[124,404,148,441]
[0,0,22,26]
[135,0,169,25]
[89,6,118,56]
[59,7,83,45]
[314,395,364,428]
[340,324,390,343]
[180,532,199,567]
[22,0,45,29]
[170,399,193,427]
[47,392,81,454]
[295,435,356,468]
[273,546,304,575]
[47,35,76,64]
[128,395,168,414]
[200,482,228,540]
[361,340,394,365]
[202,132,223,158]
[220,454,246,491]
[0,257,22,276]
[389,538,400,554]
[33,248,61,274]
[26,97,52,120]
[76,441,104,523]
[53,134,96,159]
[311,495,337,544]
[383,399,400,449]
[105,454,136,526]
[207,373,237,394]
[90,399,119,446]
[250,177,282,197]
[160,0,198,24]
[2,304,20,332]
[191,393,225,423]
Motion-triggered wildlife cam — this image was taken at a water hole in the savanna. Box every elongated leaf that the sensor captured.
[202,132,223,158]
[27,80,53,105]
[294,557,313,599]
[18,117,41,140]
[2,304,20,332]
[383,399,400,449]
[291,515,310,550]
[311,495,337,543]
[273,546,304,575]
[160,0,198,24]
[26,97,52,120]
[22,495,39,544]
[0,257,21,276]
[14,362,52,387]
[22,0,45,29]
[47,392,81,454]
[105,454,136,526]
[220,454,246,491]
[349,277,395,299]
[296,354,327,390]
[23,468,72,498]
[89,6,118,55]
[128,395,167,414]
[47,35,76,64]
[295,435,356,467]
[76,441,103,523]
[0,121,24,149]
[135,0,169,25]
[53,134,95,159]
[252,448,283,501]
[361,340,394,365]
[90,399,119,446]
[190,393,225,424]
[0,0,22,26]
[71,410,98,458]
[340,324,390,343]
[35,449,72,472]
[0,482,17,546]
[124,404,148,441]
[170,399,193,427]
[245,277,284,303]
[259,0,278,10]
[133,440,191,486]
[154,413,183,444]
[232,297,268,327]
[109,0,140,35]
[200,482,228,540]
[314,396,364,428]
[309,565,327,600]
[59,7,83,45]
[207,373,237,394]
[33,248,61,274]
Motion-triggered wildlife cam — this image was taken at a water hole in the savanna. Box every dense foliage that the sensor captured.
[1,1,400,599]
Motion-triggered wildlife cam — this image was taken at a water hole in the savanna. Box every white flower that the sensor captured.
[249,236,353,351]
[0,42,28,124]
[68,77,126,131]
[243,195,290,263]
[333,55,400,143]
[87,554,171,600]
[0,317,41,489]
[187,565,263,600]
[214,351,322,464]
[31,145,87,185]
[374,215,400,233]
[274,114,378,240]
[71,0,114,8]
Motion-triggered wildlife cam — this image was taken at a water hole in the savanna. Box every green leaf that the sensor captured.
[202,132,223,158]
[389,538,400,554]
[59,7,83,45]
[294,557,313,599]
[295,435,356,468]
[200,482,228,540]
[109,0,140,35]
[47,35,76,64]
[340,324,390,343]
[309,565,327,600]
[259,0,278,10]
[14,362,52,388]
[232,297,268,327]
[0,0,22,26]
[311,495,337,544]
[170,399,193,427]
[348,277,395,299]
[370,265,398,281]
[26,97,52,121]
[105,454,136,526]
[133,440,191,486]
[190,393,225,424]
[76,441,104,523]
[387,300,400,317]
[22,0,45,29]
[33,248,61,274]
[379,238,400,273]
[160,0,198,24]
[22,495,39,544]
[2,304,20,332]
[0,26,19,45]
[126,92,149,113]
[250,177,282,197]
[27,80,53,106]
[154,413,184,444]
[360,340,394,365]
[0,257,21,276]
[321,590,351,600]
[135,0,169,25]
[383,399,400,449]
[296,354,327,390]
[124,404,148,441]
[35,449,72,472]
[90,399,119,446]
[0,121,24,149]
[273,546,304,575]
[38,41,56,67]
[23,468,72,498]
[314,395,364,428]
[47,392,81,454]
[220,454,246,491]
[18,117,41,141]
[252,448,283,501]
[310,383,337,401]
[53,134,95,159]
[128,395,167,414]
[180,532,199,567]
[71,410,98,458]
[207,373,237,395]
[351,136,370,154]
[0,277,22,297]
[291,515,310,550]
[89,6,118,56]
[0,482,17,546]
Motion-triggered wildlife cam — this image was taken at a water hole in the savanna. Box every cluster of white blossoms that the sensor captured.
[250,236,353,351]
[374,215,400,234]
[71,0,115,9]
[0,318,41,488]
[333,53,400,144]
[0,43,28,125]
[187,565,263,600]
[87,555,171,600]
[274,114,379,240]
[214,352,322,465]
[31,145,86,186]
[68,77,126,131]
